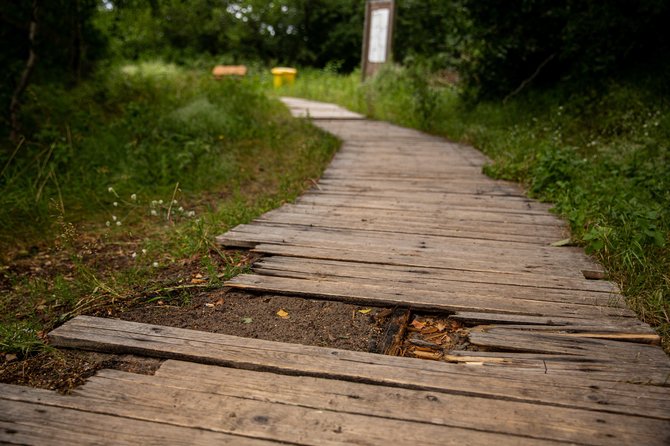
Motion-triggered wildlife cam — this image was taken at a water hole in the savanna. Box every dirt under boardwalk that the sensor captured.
[2,97,669,445]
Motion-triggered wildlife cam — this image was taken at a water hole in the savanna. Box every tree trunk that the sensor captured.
[9,0,39,144]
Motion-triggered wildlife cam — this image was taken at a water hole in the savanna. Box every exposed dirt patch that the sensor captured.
[0,350,161,394]
[2,279,391,391]
[117,289,388,352]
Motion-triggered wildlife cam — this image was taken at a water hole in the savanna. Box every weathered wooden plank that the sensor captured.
[225,274,631,318]
[255,213,559,245]
[239,243,610,284]
[220,234,603,280]
[280,97,365,120]
[450,312,639,327]
[301,189,553,212]
[253,256,620,298]
[68,370,563,446]
[273,202,568,228]
[440,352,670,383]
[467,328,670,365]
[221,223,600,266]
[48,316,670,419]
[0,384,266,445]
[73,362,670,446]
[251,266,621,308]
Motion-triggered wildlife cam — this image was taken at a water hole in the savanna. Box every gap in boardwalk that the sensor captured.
[116,289,392,354]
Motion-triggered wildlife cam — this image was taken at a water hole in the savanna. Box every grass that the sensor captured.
[284,66,670,350]
[0,61,339,357]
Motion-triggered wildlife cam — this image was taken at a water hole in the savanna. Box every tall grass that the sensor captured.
[0,61,339,356]
[285,66,670,349]
[0,62,329,246]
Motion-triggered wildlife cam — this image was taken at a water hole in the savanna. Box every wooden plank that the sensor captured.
[281,96,365,120]
[253,256,619,298]
[220,232,604,279]
[225,274,631,318]
[272,202,568,228]
[251,266,621,308]
[48,317,670,419]
[68,370,562,446]
[467,328,670,365]
[73,362,670,446]
[0,385,266,445]
[440,352,670,383]
[297,194,552,215]
[221,224,601,267]
[301,189,552,212]
[255,213,558,245]
[239,243,611,285]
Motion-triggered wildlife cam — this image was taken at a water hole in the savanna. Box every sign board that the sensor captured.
[361,0,395,80]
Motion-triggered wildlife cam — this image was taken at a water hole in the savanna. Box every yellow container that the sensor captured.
[271,67,297,88]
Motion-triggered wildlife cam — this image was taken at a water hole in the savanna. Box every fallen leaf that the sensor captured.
[242,317,253,324]
[190,278,207,284]
[277,309,289,319]
[357,308,372,314]
[5,353,17,362]
[410,319,426,330]
[435,322,447,332]
[204,298,225,308]
[194,273,203,279]
[550,238,572,247]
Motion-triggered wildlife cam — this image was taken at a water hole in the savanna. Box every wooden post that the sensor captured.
[361,0,395,81]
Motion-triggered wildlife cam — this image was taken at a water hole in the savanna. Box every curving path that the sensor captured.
[2,98,669,445]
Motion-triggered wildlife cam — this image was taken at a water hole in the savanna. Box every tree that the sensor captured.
[459,0,670,98]
[1,0,105,142]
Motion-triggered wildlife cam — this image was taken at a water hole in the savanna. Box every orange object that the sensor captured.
[212,65,247,79]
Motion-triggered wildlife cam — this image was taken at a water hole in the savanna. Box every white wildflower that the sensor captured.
[178,206,184,212]
[131,194,137,201]
[150,200,158,207]
[108,187,114,193]
[142,249,147,255]
[112,215,117,221]
[172,200,178,205]
[158,199,163,205]
[150,209,158,216]
[131,252,137,258]
[187,211,196,217]
[116,221,122,226]
[113,202,118,207]
[152,262,159,268]
[105,221,111,227]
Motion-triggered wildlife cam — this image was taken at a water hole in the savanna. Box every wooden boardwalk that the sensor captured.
[2,98,669,445]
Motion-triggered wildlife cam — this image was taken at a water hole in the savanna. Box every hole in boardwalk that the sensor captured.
[379,311,472,360]
[116,288,396,354]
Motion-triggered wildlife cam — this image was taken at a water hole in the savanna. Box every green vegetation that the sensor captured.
[2,0,669,358]
[0,61,338,356]
[285,67,670,348]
